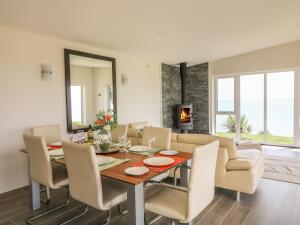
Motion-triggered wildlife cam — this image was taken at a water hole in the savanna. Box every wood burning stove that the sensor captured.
[177,104,193,130]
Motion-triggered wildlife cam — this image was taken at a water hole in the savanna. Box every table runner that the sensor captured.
[99,158,130,171]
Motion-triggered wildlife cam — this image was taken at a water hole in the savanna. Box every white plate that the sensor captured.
[143,157,175,166]
[96,156,115,165]
[50,141,62,147]
[48,148,64,157]
[159,150,178,156]
[129,145,151,152]
[124,166,149,176]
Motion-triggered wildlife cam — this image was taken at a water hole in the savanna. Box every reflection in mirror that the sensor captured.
[65,49,116,132]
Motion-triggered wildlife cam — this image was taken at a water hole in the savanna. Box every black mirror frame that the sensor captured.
[64,48,117,132]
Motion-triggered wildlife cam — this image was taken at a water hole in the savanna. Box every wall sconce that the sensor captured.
[121,73,128,85]
[41,64,53,81]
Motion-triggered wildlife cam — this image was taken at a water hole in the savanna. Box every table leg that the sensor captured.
[31,179,41,210]
[127,182,145,225]
[180,161,189,187]
[27,155,41,210]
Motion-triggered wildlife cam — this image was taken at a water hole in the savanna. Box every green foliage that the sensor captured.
[222,114,252,133]
[93,110,117,132]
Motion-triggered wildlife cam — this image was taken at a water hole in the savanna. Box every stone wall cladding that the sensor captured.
[161,62,209,134]
[186,63,209,134]
[161,63,181,132]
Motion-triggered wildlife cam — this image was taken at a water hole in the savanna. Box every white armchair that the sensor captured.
[145,141,219,225]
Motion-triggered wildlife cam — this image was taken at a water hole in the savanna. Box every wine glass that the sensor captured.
[67,132,74,142]
[77,130,85,144]
[147,137,156,157]
[118,135,126,152]
[124,140,131,160]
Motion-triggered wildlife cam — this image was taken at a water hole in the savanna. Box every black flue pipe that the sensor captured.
[180,62,187,104]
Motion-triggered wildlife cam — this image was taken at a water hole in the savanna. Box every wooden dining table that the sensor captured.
[21,148,193,225]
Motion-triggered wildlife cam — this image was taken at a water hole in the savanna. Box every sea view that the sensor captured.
[217,99,294,137]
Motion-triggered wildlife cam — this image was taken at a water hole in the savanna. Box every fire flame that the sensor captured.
[181,109,189,120]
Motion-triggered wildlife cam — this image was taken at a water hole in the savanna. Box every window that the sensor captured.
[213,70,297,147]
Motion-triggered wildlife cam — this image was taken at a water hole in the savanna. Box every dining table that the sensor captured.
[21,147,193,225]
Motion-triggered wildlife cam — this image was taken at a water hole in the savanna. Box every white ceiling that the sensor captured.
[0,0,300,64]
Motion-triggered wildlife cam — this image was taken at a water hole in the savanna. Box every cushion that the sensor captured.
[145,187,188,221]
[129,121,149,130]
[127,128,140,138]
[177,134,238,159]
[226,149,262,170]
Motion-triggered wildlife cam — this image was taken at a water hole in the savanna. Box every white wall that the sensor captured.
[0,26,162,193]
[210,40,300,76]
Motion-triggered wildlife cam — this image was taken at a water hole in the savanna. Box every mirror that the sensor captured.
[64,49,117,132]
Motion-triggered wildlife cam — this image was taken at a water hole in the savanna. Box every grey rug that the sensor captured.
[263,155,300,184]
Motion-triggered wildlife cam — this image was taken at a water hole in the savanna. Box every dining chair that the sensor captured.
[142,126,172,182]
[61,141,128,225]
[32,124,61,145]
[23,134,69,224]
[31,124,63,204]
[144,140,219,225]
[142,126,172,149]
[111,124,128,143]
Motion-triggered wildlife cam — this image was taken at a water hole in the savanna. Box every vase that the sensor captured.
[96,130,112,151]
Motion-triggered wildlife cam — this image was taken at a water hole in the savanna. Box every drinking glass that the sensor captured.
[77,130,85,144]
[118,135,126,152]
[67,132,74,142]
[147,137,156,157]
[124,140,131,160]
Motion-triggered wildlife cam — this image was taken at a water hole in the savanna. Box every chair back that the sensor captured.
[141,126,171,149]
[32,124,61,145]
[23,134,54,188]
[62,141,105,210]
[111,124,128,142]
[187,140,219,221]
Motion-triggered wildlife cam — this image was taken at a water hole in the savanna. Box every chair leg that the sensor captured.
[59,205,88,225]
[171,219,176,225]
[102,210,111,225]
[117,204,128,215]
[40,187,51,205]
[147,215,163,225]
[236,191,241,202]
[26,192,71,225]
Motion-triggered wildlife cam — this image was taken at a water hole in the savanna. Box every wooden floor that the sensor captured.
[1,147,300,225]
[0,178,299,225]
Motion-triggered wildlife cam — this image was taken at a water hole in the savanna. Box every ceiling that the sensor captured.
[0,0,300,64]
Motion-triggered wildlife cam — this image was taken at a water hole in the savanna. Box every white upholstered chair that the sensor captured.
[61,141,127,225]
[31,124,63,203]
[111,124,128,143]
[142,126,172,182]
[23,134,69,224]
[145,140,219,225]
[142,126,172,149]
[31,124,61,145]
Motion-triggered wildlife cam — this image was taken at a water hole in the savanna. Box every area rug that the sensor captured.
[263,155,300,184]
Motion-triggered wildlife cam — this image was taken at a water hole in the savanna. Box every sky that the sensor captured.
[218,71,294,101]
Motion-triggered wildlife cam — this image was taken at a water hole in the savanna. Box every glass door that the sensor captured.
[240,74,264,142]
[266,71,294,145]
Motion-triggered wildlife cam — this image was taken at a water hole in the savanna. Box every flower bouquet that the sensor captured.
[93,110,117,150]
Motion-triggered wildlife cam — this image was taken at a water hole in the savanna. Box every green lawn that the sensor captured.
[216,132,293,145]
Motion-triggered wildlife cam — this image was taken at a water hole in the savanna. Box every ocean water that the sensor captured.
[217,99,294,137]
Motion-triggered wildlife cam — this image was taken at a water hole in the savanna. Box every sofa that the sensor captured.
[125,122,264,199]
[170,133,264,199]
